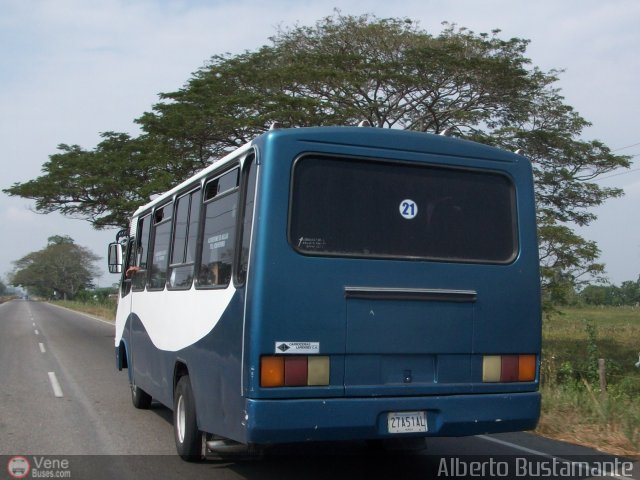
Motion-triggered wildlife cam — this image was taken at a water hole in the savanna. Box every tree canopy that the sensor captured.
[10,235,100,300]
[3,13,630,304]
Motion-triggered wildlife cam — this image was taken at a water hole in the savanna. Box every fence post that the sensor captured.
[598,358,607,401]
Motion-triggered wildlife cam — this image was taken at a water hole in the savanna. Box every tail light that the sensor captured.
[483,354,536,382]
[260,356,285,387]
[261,356,330,387]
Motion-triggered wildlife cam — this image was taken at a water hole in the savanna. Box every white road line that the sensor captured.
[34,329,39,335]
[47,372,64,398]
[38,342,46,353]
[32,322,36,327]
[478,435,636,480]
[478,434,556,458]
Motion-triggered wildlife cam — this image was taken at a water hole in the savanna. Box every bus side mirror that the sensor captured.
[108,242,123,274]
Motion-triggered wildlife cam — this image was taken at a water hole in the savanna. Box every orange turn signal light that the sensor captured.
[518,354,536,382]
[261,356,285,387]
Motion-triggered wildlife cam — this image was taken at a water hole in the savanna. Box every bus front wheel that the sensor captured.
[173,375,204,461]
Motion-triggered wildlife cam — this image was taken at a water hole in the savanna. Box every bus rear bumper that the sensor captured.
[244,391,540,444]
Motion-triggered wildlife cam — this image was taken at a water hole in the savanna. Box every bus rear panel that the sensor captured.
[241,127,540,444]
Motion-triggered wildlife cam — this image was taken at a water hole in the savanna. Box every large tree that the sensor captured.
[10,235,100,300]
[3,13,630,304]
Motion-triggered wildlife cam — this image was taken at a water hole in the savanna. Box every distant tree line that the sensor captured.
[578,277,640,306]
[0,277,21,297]
[73,286,118,305]
[550,276,640,307]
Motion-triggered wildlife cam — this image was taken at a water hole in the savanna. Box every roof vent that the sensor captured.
[269,122,281,130]
[515,149,525,156]
[439,127,453,137]
[357,120,371,127]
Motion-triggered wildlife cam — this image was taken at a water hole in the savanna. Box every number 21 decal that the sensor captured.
[399,199,418,220]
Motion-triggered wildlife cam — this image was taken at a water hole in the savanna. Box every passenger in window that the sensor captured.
[125,266,141,278]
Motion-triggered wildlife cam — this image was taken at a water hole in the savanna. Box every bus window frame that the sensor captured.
[167,186,202,291]
[146,201,174,292]
[131,214,152,292]
[233,152,258,288]
[120,237,135,298]
[126,149,255,294]
[287,152,519,265]
[195,165,241,291]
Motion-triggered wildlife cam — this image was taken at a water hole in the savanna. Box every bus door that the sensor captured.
[128,214,152,383]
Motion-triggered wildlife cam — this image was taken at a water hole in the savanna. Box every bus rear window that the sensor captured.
[289,156,517,263]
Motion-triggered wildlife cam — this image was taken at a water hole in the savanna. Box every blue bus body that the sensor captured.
[114,127,541,449]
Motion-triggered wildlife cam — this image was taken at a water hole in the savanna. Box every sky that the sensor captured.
[1,0,639,288]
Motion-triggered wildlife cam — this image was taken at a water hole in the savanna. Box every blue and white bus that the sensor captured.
[108,126,541,460]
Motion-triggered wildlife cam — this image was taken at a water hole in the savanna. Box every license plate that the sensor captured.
[387,411,428,434]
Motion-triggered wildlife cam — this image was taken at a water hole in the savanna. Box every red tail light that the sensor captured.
[284,356,308,386]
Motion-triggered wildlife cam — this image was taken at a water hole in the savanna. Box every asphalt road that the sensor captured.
[0,299,637,480]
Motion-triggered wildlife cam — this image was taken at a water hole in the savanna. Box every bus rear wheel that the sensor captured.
[131,383,152,409]
[174,375,204,461]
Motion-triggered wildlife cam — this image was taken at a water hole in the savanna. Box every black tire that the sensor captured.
[174,375,204,461]
[131,383,152,409]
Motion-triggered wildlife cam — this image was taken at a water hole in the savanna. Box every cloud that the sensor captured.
[1,204,39,224]
[623,178,640,197]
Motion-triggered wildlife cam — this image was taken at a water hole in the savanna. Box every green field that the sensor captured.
[538,307,640,455]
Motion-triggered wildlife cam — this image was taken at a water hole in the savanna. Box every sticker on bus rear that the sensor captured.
[399,199,418,219]
[275,341,320,354]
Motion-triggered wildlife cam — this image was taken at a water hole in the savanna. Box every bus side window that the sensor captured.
[236,154,257,285]
[168,189,201,289]
[121,238,135,297]
[198,168,239,288]
[132,215,151,291]
[148,202,173,290]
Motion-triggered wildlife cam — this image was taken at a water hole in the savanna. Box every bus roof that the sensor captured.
[131,141,254,219]
[131,126,523,219]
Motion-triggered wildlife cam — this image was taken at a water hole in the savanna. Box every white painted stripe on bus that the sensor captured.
[478,435,635,480]
[116,287,236,351]
[38,343,46,353]
[47,372,64,398]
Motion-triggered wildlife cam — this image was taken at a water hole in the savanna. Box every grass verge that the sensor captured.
[537,307,640,456]
[50,299,116,322]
